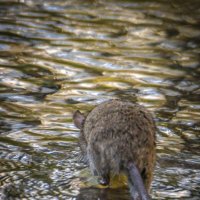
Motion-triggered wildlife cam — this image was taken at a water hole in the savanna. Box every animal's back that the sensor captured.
[83,100,156,190]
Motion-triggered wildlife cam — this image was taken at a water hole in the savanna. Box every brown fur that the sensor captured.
[73,99,156,197]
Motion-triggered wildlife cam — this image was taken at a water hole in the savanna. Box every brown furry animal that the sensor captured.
[73,100,156,200]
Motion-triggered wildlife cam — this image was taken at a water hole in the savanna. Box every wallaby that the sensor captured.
[73,100,156,200]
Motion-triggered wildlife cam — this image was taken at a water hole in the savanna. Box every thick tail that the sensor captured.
[126,162,150,200]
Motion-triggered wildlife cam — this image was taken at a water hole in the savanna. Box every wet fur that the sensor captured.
[73,100,156,199]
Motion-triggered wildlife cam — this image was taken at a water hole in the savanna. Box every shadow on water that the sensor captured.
[0,0,200,199]
[76,187,130,200]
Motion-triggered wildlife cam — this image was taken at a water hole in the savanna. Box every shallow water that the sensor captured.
[0,0,200,199]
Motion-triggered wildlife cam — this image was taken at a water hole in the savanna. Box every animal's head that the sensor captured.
[73,110,85,130]
[73,110,87,158]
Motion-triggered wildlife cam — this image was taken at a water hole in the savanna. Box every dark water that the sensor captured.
[0,0,200,199]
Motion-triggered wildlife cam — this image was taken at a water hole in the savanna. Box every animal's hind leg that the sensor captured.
[98,173,110,186]
[141,167,153,193]
[87,145,110,186]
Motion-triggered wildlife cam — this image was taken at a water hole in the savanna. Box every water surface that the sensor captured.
[0,0,200,199]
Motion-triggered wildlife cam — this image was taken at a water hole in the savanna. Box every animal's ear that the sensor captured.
[73,110,85,129]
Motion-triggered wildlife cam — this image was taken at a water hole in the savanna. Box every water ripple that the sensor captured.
[0,0,200,199]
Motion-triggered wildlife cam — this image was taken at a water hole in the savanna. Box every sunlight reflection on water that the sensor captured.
[0,0,200,199]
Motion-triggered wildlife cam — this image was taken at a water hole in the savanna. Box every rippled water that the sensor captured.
[0,0,200,199]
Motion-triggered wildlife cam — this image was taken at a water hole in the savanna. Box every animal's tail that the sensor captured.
[126,162,150,200]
